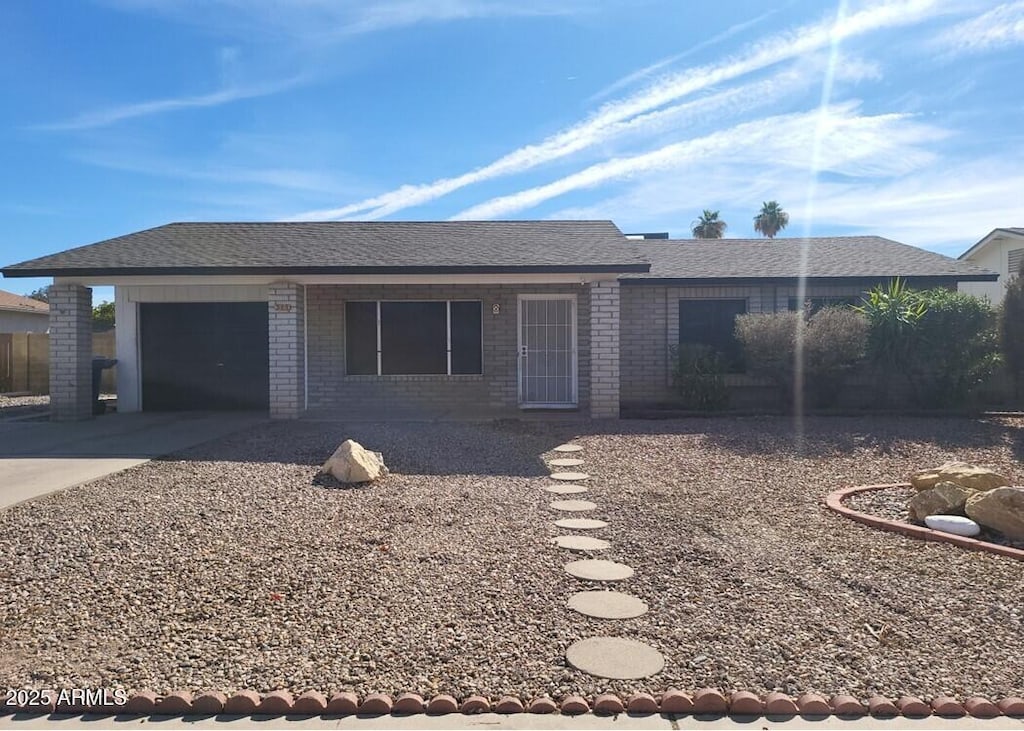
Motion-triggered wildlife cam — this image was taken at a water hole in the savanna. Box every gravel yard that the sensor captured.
[2,416,1023,701]
[0,394,49,420]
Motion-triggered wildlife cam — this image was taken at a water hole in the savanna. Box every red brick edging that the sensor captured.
[5,690,1024,719]
[825,483,1024,561]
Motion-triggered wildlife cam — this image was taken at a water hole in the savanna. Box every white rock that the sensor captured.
[924,514,981,537]
[320,439,389,483]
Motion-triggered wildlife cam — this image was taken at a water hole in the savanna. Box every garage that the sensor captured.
[139,302,269,411]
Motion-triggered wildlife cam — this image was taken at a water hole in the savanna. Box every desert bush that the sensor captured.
[1001,264,1024,403]
[735,308,868,409]
[669,343,730,410]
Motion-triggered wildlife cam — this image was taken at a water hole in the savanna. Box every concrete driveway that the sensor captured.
[0,412,266,510]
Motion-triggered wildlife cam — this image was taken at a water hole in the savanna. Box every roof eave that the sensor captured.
[620,274,999,286]
[2,263,651,278]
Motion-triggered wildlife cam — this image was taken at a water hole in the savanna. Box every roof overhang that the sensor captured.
[621,274,998,286]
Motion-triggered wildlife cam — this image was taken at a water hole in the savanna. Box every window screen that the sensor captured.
[450,301,483,375]
[678,299,747,372]
[346,300,483,375]
[380,301,447,374]
[345,301,378,375]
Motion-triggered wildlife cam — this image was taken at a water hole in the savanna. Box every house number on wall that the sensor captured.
[274,303,294,313]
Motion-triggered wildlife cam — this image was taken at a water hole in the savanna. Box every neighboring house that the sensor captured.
[0,289,49,333]
[0,222,995,421]
[957,227,1024,304]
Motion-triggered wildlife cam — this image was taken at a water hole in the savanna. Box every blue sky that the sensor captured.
[2,0,1023,300]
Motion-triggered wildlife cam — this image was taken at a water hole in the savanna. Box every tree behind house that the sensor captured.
[753,201,789,238]
[691,209,727,239]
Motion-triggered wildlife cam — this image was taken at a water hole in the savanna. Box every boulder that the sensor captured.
[908,481,978,521]
[924,515,982,537]
[965,486,1024,542]
[911,462,1008,492]
[321,439,388,483]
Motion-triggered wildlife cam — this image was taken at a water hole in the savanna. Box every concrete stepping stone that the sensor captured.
[566,637,665,679]
[550,500,597,512]
[553,444,584,453]
[550,458,584,467]
[544,484,588,494]
[553,535,610,551]
[564,559,634,581]
[567,591,649,619]
[555,518,608,530]
[550,472,590,481]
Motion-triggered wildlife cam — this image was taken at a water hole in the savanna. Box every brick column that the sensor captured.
[268,282,305,419]
[49,283,93,421]
[589,280,620,419]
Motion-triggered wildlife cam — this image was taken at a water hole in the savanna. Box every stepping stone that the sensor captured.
[550,458,584,467]
[553,444,584,453]
[566,637,665,679]
[564,559,634,581]
[550,500,597,512]
[544,484,588,494]
[555,518,608,530]
[553,535,610,551]
[567,591,649,619]
[550,472,590,481]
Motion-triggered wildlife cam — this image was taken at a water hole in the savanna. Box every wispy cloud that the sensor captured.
[588,9,779,102]
[451,102,946,219]
[933,1,1024,55]
[288,0,946,221]
[33,75,306,131]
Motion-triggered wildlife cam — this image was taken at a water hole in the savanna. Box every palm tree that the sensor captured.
[691,209,727,239]
[753,201,789,238]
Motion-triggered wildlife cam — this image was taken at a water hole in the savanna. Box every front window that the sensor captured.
[678,299,747,373]
[345,300,482,375]
[788,296,859,315]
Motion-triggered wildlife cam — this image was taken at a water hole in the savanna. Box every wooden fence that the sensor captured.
[0,330,116,395]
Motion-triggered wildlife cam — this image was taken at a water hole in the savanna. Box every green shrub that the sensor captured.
[735,308,868,409]
[669,343,730,410]
[1001,264,1024,403]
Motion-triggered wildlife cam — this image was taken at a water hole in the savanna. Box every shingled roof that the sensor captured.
[1,221,649,277]
[622,236,996,284]
[0,289,49,314]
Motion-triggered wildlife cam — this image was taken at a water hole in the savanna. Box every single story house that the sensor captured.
[0,289,49,333]
[957,227,1024,304]
[1,221,995,421]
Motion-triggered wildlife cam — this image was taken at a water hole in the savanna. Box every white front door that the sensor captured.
[517,295,577,407]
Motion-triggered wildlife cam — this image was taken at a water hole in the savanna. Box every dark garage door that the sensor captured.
[140,302,269,411]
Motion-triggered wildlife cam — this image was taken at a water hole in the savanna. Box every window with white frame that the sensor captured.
[345,300,482,375]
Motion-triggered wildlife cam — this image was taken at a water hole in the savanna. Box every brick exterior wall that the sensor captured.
[620,282,876,408]
[268,282,305,419]
[588,280,620,418]
[305,283,591,419]
[48,283,93,421]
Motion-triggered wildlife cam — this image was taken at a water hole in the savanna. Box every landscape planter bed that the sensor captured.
[827,483,1024,561]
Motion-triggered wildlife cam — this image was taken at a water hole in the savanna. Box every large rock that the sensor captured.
[909,481,978,521]
[911,462,1008,492]
[321,439,388,483]
[965,486,1024,541]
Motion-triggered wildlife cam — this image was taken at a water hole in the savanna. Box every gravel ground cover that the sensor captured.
[1,416,1023,701]
[0,394,49,420]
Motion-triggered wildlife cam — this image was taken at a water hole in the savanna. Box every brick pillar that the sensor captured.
[589,280,620,419]
[49,283,93,421]
[268,282,305,419]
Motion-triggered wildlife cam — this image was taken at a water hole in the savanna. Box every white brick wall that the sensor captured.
[48,283,93,421]
[589,280,620,418]
[268,282,305,419]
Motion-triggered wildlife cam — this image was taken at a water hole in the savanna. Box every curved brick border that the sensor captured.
[825,483,1024,561]
[5,690,1023,719]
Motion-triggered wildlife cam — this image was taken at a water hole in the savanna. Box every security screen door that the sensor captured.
[518,295,577,407]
